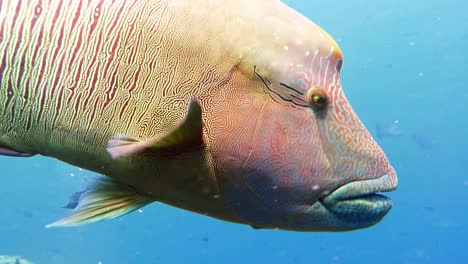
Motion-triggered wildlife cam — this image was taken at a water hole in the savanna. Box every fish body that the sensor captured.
[0,0,397,231]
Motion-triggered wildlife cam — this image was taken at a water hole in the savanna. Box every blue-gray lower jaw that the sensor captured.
[318,169,398,230]
[319,193,393,230]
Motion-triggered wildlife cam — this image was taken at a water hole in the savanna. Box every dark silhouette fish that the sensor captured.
[62,191,86,209]
[411,134,434,151]
[376,120,434,151]
[376,120,404,139]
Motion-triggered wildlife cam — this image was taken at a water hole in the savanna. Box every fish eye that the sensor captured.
[307,87,328,111]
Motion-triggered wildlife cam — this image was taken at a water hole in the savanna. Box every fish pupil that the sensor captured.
[311,93,327,109]
[313,94,324,104]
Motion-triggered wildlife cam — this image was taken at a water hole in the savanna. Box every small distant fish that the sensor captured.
[376,120,404,139]
[423,206,435,212]
[202,237,209,243]
[384,63,393,69]
[15,209,33,219]
[376,120,434,151]
[62,191,85,209]
[411,134,433,151]
[399,231,410,237]
[402,31,420,37]
[22,210,33,219]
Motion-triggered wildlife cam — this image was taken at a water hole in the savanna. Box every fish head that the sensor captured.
[207,2,397,231]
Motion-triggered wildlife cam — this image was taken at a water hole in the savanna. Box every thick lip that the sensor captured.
[322,166,398,203]
[316,166,398,229]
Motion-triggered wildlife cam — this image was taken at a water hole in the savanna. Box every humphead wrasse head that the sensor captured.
[205,2,398,231]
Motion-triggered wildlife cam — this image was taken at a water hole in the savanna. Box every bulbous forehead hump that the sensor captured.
[237,0,343,83]
[270,6,343,62]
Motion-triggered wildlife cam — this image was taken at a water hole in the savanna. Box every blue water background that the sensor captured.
[1,0,467,263]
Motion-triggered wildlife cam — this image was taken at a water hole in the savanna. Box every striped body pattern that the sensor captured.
[0,0,397,231]
[0,0,234,158]
[0,0,244,223]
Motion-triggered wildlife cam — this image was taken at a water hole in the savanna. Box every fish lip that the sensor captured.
[321,166,398,203]
[312,167,398,230]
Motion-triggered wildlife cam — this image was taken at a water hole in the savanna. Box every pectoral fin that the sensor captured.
[46,177,153,228]
[107,96,204,158]
[0,146,35,157]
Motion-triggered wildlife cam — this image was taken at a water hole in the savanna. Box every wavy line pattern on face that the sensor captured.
[220,36,393,228]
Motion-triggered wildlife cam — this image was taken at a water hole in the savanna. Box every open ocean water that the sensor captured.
[1,0,467,263]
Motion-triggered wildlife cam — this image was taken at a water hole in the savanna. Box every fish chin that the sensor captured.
[319,168,398,230]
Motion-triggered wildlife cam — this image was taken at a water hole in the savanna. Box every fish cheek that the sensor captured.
[247,107,327,199]
[217,105,331,226]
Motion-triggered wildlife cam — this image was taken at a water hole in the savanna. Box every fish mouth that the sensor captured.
[319,166,398,230]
